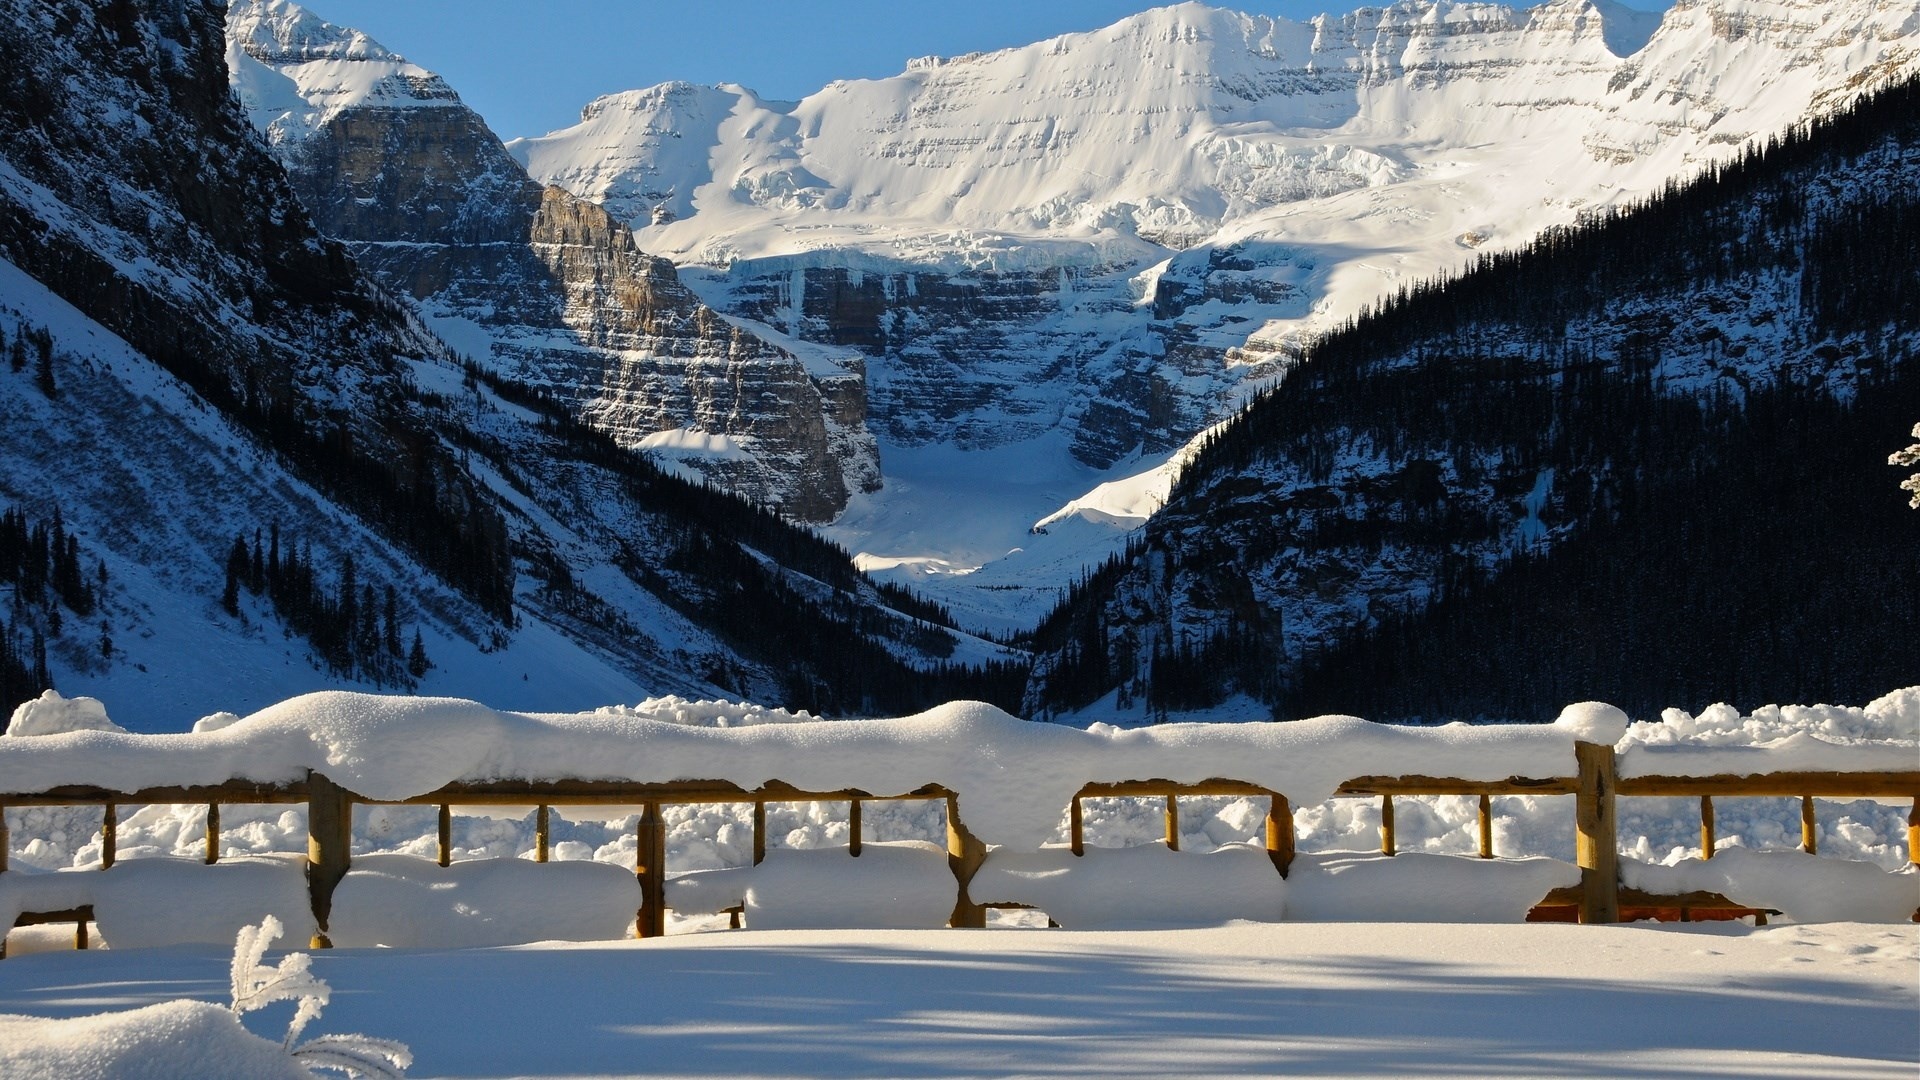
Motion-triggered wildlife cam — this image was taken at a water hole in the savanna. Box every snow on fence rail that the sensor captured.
[1,691,1916,951]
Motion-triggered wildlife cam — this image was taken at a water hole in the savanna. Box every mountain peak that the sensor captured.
[226,0,401,65]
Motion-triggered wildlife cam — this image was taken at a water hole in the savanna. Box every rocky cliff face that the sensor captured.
[227,0,877,520]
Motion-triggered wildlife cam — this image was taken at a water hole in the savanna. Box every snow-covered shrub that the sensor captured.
[229,915,412,1078]
[0,917,411,1079]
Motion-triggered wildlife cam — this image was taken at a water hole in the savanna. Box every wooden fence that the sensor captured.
[3,737,1917,950]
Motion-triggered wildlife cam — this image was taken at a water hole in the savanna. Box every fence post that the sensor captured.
[536,804,551,863]
[1164,795,1180,851]
[437,804,451,867]
[1574,742,1619,924]
[636,801,666,939]
[100,803,116,869]
[204,803,220,864]
[306,772,354,948]
[1477,794,1494,859]
[1379,795,1396,856]
[1265,793,1294,878]
[1069,797,1084,857]
[1799,796,1817,855]
[752,800,766,865]
[849,798,863,858]
[1908,799,1918,872]
[1700,795,1715,859]
[945,795,986,928]
[0,798,9,875]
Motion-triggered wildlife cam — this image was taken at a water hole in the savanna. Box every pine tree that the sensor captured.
[407,629,430,678]
[33,328,54,398]
[383,586,401,658]
[222,535,248,617]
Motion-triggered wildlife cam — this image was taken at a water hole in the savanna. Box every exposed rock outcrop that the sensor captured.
[227,0,876,520]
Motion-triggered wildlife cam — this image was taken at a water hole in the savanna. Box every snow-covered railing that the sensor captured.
[2,691,1916,949]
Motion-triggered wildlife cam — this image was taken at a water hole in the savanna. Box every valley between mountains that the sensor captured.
[0,0,1914,726]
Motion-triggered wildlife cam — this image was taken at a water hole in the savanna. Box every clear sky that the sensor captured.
[299,0,1678,143]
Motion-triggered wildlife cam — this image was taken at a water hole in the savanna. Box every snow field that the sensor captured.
[2,921,1915,1079]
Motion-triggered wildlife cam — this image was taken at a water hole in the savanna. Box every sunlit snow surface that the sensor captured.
[1,922,1914,1078]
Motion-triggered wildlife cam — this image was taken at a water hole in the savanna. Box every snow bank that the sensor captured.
[0,1000,313,1080]
[328,854,639,948]
[4,691,125,737]
[1622,849,1920,923]
[0,856,315,948]
[664,866,750,916]
[973,842,1286,928]
[1284,852,1581,922]
[2,688,1912,853]
[1617,689,1920,777]
[0,691,1583,849]
[1553,701,1630,745]
[742,842,955,930]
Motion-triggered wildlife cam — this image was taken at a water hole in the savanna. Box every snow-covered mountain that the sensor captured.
[0,0,1007,730]
[1020,76,1920,721]
[504,0,1919,627]
[226,0,879,521]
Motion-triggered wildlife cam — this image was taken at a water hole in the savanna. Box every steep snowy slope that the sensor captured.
[0,260,665,725]
[0,0,1011,729]
[507,0,1918,625]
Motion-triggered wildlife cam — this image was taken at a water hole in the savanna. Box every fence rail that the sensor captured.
[4,737,1917,951]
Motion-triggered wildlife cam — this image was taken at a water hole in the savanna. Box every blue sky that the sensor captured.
[302,0,1677,142]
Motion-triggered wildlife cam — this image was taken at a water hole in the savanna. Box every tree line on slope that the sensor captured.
[219,524,430,689]
[1023,74,1920,721]
[1283,364,1920,721]
[449,361,1025,716]
[0,503,109,722]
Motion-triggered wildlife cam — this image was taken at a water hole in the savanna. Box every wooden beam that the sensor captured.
[6,769,1910,807]
[1537,885,1774,913]
[1069,797,1084,857]
[535,804,551,863]
[1379,795,1396,856]
[1800,795,1817,855]
[946,796,986,929]
[1266,794,1294,878]
[306,772,354,949]
[380,779,950,807]
[849,797,863,857]
[437,804,451,867]
[752,800,766,866]
[1478,794,1493,859]
[1700,795,1715,859]
[635,801,665,939]
[2,781,307,805]
[1164,795,1179,852]
[1617,772,1920,798]
[100,803,116,870]
[1340,775,1578,796]
[1575,742,1619,925]
[204,802,219,865]
[1080,779,1274,799]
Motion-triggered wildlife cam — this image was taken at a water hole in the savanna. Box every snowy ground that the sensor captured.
[1,921,1914,1078]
